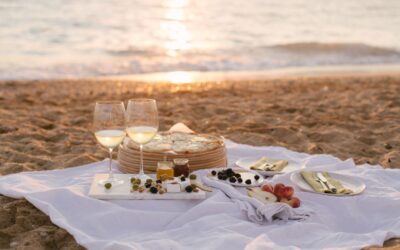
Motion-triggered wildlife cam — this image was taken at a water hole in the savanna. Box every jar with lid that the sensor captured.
[156,161,174,180]
[173,158,190,177]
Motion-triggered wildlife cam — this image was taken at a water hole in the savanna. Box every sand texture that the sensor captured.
[0,75,399,249]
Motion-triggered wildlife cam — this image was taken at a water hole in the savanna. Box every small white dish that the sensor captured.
[236,157,292,177]
[290,171,366,196]
[209,169,264,187]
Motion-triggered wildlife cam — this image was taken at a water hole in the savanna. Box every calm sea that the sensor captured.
[1,0,400,79]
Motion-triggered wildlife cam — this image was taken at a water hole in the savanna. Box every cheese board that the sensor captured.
[88,174,207,200]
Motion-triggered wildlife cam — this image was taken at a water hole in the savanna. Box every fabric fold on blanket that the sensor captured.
[200,173,311,223]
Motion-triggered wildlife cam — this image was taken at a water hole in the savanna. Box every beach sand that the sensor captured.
[0,73,399,249]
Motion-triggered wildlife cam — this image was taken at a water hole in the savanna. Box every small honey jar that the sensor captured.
[156,161,174,180]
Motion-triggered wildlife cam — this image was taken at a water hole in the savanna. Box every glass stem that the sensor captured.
[108,148,114,180]
[139,144,144,176]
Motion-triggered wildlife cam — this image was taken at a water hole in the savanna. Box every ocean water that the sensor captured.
[1,0,400,79]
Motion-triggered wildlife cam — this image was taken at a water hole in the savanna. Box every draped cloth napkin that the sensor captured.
[1,140,400,249]
[301,171,353,194]
[250,156,288,172]
[201,173,310,223]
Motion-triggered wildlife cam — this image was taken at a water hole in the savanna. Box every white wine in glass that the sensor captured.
[93,101,126,185]
[95,129,126,148]
[126,99,159,180]
[126,126,158,145]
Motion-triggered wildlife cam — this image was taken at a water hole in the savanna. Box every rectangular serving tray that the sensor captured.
[88,174,207,200]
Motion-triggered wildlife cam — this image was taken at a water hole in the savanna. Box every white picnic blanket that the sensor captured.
[1,140,400,250]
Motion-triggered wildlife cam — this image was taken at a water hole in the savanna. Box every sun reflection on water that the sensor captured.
[164,71,194,84]
[161,0,191,57]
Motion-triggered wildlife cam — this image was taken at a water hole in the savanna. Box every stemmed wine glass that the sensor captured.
[93,101,126,185]
[126,99,159,180]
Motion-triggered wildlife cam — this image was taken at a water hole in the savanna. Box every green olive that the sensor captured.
[132,184,139,191]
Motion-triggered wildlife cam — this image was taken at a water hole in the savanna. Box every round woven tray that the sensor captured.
[117,134,227,174]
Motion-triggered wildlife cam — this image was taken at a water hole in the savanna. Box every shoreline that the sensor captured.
[95,64,400,83]
[2,63,400,84]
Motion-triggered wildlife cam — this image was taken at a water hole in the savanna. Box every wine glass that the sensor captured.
[126,99,159,180]
[93,101,126,185]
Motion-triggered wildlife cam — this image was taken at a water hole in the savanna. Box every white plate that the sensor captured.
[209,169,264,187]
[236,157,294,176]
[290,171,366,196]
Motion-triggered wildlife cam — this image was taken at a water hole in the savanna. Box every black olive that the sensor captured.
[229,177,237,183]
[211,170,217,176]
[149,186,158,194]
[185,185,193,193]
[245,179,252,185]
[254,175,260,180]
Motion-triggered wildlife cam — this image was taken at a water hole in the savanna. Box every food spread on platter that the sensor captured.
[128,174,212,194]
[209,168,264,187]
[248,183,301,208]
[100,158,213,198]
[88,173,208,200]
[125,132,224,154]
[250,157,288,172]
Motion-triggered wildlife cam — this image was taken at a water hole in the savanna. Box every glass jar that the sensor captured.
[173,158,190,177]
[156,161,174,180]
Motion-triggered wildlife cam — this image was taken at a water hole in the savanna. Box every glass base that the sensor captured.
[98,177,124,186]
[137,173,151,181]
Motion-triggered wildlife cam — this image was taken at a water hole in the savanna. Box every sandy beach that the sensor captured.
[0,73,399,249]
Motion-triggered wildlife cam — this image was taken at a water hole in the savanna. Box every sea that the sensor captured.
[1,0,400,79]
